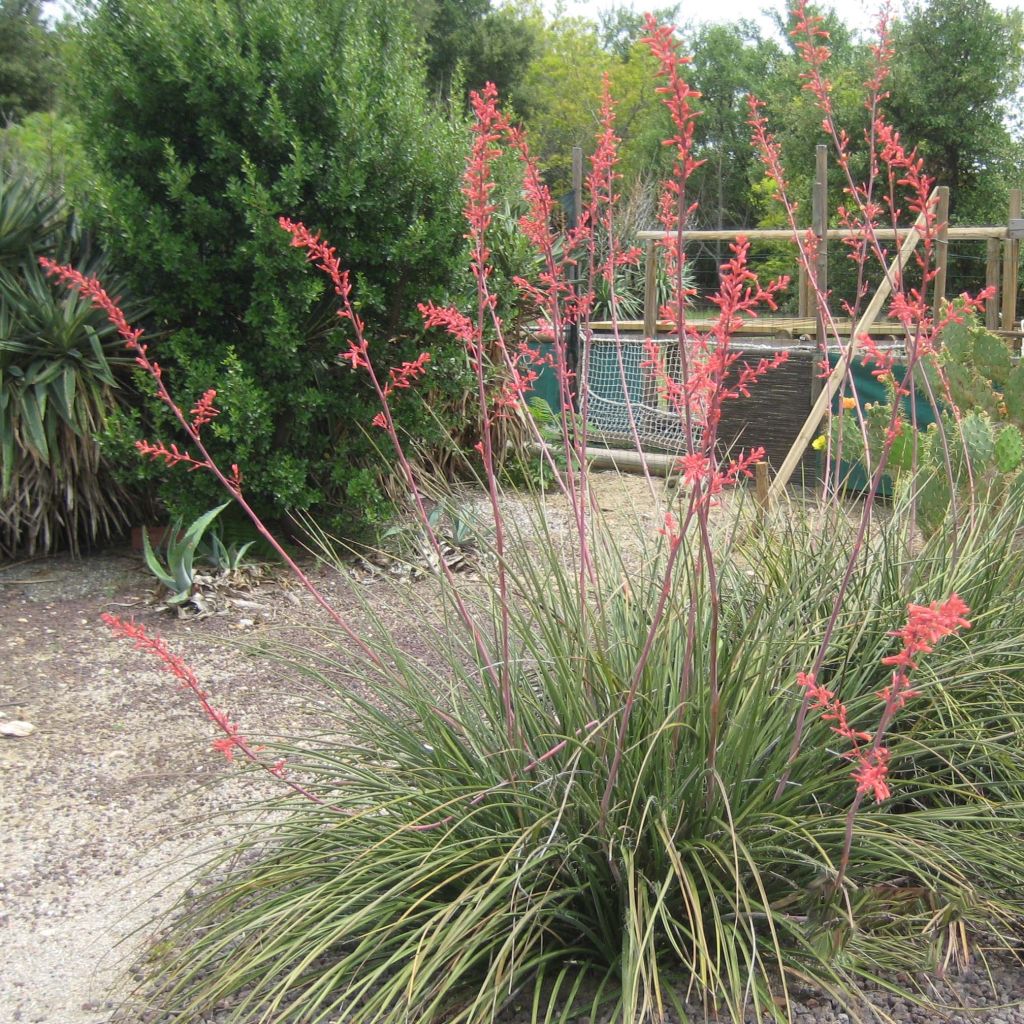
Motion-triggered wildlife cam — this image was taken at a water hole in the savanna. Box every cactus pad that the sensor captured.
[960,411,995,468]
[994,425,1024,473]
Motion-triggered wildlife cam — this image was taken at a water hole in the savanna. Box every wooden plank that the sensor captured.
[1003,190,1021,329]
[588,317,898,336]
[932,187,950,316]
[1008,217,1024,240]
[637,225,1008,242]
[768,189,938,500]
[755,460,769,510]
[986,238,1002,330]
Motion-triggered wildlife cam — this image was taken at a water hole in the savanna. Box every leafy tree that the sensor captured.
[514,17,608,190]
[686,21,780,233]
[598,3,678,61]
[0,0,59,120]
[888,0,1024,222]
[420,0,490,99]
[419,0,542,104]
[67,0,471,527]
[466,3,543,103]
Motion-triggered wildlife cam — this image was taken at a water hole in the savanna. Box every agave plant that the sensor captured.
[142,502,232,606]
[0,158,141,557]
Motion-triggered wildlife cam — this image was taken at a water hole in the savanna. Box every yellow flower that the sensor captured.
[841,396,857,411]
[812,434,827,451]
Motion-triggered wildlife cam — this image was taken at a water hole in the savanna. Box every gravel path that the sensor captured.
[0,549,349,1023]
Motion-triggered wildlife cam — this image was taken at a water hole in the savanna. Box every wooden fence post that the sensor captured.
[1003,188,1022,332]
[986,238,1002,330]
[933,186,950,318]
[755,460,770,528]
[644,239,658,340]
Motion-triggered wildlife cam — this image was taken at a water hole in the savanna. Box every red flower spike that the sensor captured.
[852,747,891,802]
[135,439,207,472]
[38,258,145,350]
[190,389,219,431]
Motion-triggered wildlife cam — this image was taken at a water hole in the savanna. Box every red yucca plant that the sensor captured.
[43,8,1024,1024]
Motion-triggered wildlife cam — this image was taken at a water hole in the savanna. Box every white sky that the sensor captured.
[40,0,1024,44]
[546,0,1024,40]
[545,0,880,37]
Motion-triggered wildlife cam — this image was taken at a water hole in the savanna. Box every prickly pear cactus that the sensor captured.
[994,424,1024,473]
[1003,362,1024,423]
[972,328,1012,388]
[938,319,973,364]
[916,469,952,536]
[959,411,995,468]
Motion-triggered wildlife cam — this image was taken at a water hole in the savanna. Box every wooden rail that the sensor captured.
[589,317,903,337]
[637,225,1010,242]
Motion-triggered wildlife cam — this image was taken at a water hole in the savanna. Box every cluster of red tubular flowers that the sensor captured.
[641,15,704,194]
[585,76,642,302]
[189,389,219,431]
[39,257,144,349]
[366,353,434,429]
[493,363,540,414]
[797,670,885,798]
[798,593,970,803]
[278,216,372,375]
[798,672,872,746]
[464,83,505,268]
[389,353,432,391]
[278,216,350,301]
[101,614,283,774]
[419,302,476,353]
[657,511,681,545]
[790,3,840,131]
[135,439,207,472]
[880,595,971,709]
[642,16,702,327]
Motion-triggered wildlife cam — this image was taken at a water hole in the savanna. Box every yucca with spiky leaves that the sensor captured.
[0,158,143,556]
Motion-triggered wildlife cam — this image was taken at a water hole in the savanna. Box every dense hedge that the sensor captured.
[67,0,473,527]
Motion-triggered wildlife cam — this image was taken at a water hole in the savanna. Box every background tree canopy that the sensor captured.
[0,0,60,120]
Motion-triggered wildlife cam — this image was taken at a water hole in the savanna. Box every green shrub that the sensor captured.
[66,0,473,528]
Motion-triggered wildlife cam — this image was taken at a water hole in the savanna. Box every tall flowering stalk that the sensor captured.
[759,4,993,800]
[603,17,792,804]
[800,595,971,889]
[101,614,317,798]
[503,106,600,605]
